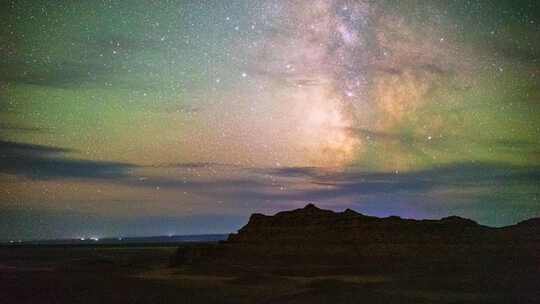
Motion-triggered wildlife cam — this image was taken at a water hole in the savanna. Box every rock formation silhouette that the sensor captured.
[174,204,540,274]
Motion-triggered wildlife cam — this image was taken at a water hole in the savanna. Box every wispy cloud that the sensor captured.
[0,140,134,180]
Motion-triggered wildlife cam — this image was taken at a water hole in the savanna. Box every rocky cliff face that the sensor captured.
[173,204,540,274]
[226,203,484,244]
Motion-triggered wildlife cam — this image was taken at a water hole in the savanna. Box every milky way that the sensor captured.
[192,0,473,168]
[1,0,539,239]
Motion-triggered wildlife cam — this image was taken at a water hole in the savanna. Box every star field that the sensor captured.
[1,0,539,240]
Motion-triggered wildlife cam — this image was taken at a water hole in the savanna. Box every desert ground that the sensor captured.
[1,245,538,304]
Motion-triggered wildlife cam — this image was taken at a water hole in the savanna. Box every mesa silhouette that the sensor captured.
[174,204,539,274]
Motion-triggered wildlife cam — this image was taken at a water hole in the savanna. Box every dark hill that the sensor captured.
[174,204,540,275]
[227,203,486,244]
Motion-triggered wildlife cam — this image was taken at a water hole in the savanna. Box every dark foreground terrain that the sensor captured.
[1,205,539,303]
[1,244,539,303]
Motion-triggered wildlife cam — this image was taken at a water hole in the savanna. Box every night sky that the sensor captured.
[1,0,539,240]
